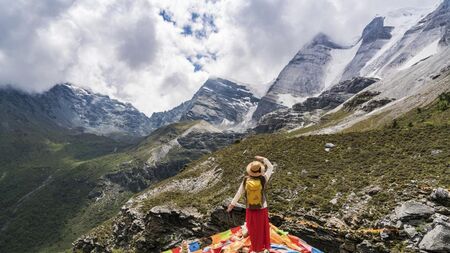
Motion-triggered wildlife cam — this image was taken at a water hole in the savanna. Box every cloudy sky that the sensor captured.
[0,0,441,115]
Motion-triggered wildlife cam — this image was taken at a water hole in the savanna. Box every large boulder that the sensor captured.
[395,201,435,221]
[430,188,450,205]
[419,224,450,252]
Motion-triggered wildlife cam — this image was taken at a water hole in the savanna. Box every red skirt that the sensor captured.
[246,208,270,252]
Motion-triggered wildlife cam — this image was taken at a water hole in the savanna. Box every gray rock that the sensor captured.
[365,186,382,196]
[356,240,376,253]
[433,213,450,225]
[431,149,443,156]
[404,224,418,238]
[340,17,393,81]
[395,201,435,221]
[293,77,379,112]
[330,198,338,205]
[361,98,395,112]
[325,143,336,148]
[0,84,154,139]
[343,91,381,111]
[253,108,309,133]
[150,77,260,128]
[430,188,450,203]
[419,224,450,252]
[253,33,345,120]
[254,77,378,133]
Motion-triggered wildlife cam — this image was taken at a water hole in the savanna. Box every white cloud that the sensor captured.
[0,0,441,115]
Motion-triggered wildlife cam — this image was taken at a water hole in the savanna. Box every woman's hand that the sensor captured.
[255,156,266,162]
[226,204,235,213]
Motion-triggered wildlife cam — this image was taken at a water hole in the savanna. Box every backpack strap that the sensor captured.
[259,175,266,189]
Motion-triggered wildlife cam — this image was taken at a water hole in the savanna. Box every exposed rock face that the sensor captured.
[293,77,379,112]
[94,124,244,194]
[254,77,378,134]
[112,205,205,252]
[253,34,345,120]
[253,108,315,134]
[0,84,153,138]
[394,201,435,221]
[343,91,381,111]
[361,98,396,112]
[341,17,393,81]
[363,0,450,76]
[149,78,259,129]
[419,223,450,252]
[430,188,450,205]
[422,0,450,32]
[147,102,191,130]
[40,84,153,137]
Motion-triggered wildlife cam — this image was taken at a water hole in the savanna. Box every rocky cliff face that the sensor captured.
[149,78,259,130]
[181,78,260,126]
[147,101,192,131]
[293,77,379,112]
[0,84,154,138]
[362,1,450,77]
[252,34,346,120]
[89,121,245,199]
[340,17,393,81]
[254,77,378,133]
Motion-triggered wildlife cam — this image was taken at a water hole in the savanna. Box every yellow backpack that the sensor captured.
[244,176,266,209]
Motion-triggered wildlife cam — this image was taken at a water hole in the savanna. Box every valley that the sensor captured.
[0,1,449,252]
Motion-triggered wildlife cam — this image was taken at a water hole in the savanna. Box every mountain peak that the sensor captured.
[308,33,343,49]
[361,16,393,43]
[50,83,92,97]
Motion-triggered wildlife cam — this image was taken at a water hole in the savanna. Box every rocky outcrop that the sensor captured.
[0,84,154,139]
[148,102,192,130]
[394,201,435,221]
[419,223,450,252]
[430,188,450,205]
[40,84,154,138]
[149,78,259,129]
[361,98,396,112]
[254,77,378,133]
[253,34,345,120]
[343,91,381,111]
[253,108,316,133]
[341,17,393,81]
[293,77,379,112]
[91,126,245,195]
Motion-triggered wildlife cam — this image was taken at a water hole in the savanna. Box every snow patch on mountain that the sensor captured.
[361,8,434,77]
[398,38,441,70]
[209,75,271,98]
[324,42,361,90]
[277,93,309,107]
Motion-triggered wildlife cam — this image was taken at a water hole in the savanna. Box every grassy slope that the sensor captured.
[344,93,450,132]
[0,129,132,253]
[111,95,450,250]
[0,120,203,253]
[138,126,449,217]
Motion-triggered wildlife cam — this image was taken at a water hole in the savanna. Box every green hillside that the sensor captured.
[0,119,233,253]
[77,94,450,252]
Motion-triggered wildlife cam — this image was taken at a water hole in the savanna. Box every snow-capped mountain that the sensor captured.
[252,2,449,121]
[361,2,449,77]
[149,77,260,130]
[252,33,351,120]
[0,83,154,138]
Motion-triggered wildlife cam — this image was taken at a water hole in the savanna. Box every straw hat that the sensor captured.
[246,161,265,177]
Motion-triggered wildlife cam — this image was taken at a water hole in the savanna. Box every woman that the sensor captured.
[227,156,274,253]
